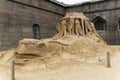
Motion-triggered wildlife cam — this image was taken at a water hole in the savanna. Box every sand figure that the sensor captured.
[56,22,61,33]
[74,19,84,36]
[80,19,86,34]
[86,21,101,38]
[84,20,95,33]
[89,22,99,36]
[53,12,104,40]
[87,20,100,37]
[68,17,74,34]
[61,20,67,37]
[53,20,67,40]
[53,22,61,39]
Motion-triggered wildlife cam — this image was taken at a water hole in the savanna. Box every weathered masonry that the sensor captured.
[0,0,65,50]
[0,0,120,50]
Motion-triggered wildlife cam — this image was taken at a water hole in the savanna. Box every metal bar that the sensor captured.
[107,52,111,68]
[11,61,15,80]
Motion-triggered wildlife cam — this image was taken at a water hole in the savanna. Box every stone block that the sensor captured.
[22,27,32,33]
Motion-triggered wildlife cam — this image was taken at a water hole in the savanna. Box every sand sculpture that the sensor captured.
[0,12,108,63]
[12,12,108,62]
[53,12,101,40]
[0,12,114,80]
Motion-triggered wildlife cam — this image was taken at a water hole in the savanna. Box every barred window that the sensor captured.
[32,24,40,39]
[93,16,107,30]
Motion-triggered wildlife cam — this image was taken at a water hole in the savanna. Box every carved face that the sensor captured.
[16,39,47,57]
[75,19,80,24]
[61,20,66,24]
[16,39,64,58]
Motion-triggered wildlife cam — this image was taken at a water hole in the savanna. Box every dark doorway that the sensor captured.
[32,24,40,39]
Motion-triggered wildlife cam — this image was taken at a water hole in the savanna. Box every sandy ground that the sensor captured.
[0,48,120,80]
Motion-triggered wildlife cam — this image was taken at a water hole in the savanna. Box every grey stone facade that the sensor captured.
[0,0,65,50]
[0,0,120,50]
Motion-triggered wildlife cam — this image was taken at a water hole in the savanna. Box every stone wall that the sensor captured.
[0,0,65,50]
[0,0,120,50]
[66,0,120,45]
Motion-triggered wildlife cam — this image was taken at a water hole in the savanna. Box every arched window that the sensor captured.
[93,16,107,30]
[32,24,40,39]
[118,18,120,30]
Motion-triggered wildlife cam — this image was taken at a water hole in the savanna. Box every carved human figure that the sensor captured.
[89,22,100,37]
[84,20,91,34]
[75,19,84,36]
[61,20,67,37]
[89,22,97,32]
[80,19,85,34]
[90,22,105,42]
[56,22,61,33]
[53,20,67,39]
[68,17,74,34]
[86,21,105,43]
